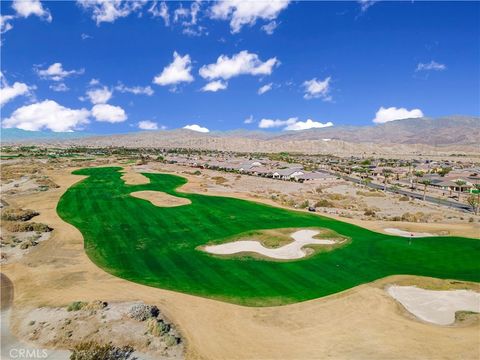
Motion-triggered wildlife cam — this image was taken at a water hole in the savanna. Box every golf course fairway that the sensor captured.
[57,167,480,306]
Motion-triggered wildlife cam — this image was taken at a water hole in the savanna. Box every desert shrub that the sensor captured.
[364,209,376,216]
[399,196,409,201]
[400,212,427,223]
[356,191,385,197]
[314,199,335,208]
[164,334,180,347]
[84,300,108,310]
[128,303,160,321]
[193,170,201,175]
[3,221,52,233]
[1,208,39,221]
[70,341,135,360]
[212,176,228,185]
[146,318,170,337]
[298,200,309,209]
[326,193,346,201]
[35,177,60,189]
[67,301,88,312]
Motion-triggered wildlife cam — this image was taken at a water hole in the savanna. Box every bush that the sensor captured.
[164,334,180,347]
[1,208,39,221]
[128,303,160,321]
[67,301,88,312]
[3,221,52,233]
[70,341,135,360]
[146,318,170,337]
[364,209,376,216]
[314,199,335,208]
[399,196,409,201]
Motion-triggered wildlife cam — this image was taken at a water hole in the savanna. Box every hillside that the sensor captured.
[2,116,478,155]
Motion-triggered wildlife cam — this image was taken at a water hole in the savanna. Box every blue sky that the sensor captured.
[0,0,479,134]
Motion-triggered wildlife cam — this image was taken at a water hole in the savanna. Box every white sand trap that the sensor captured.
[130,190,191,207]
[204,229,338,260]
[387,285,480,325]
[384,228,435,238]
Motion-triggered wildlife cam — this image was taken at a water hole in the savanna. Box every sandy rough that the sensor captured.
[387,285,480,325]
[204,229,337,260]
[130,190,191,207]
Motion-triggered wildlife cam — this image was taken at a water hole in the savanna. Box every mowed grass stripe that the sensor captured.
[56,167,480,306]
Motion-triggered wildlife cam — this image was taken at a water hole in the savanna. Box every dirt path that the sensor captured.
[2,166,479,360]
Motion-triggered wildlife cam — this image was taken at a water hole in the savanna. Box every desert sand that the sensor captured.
[387,285,480,325]
[204,229,337,260]
[2,166,479,360]
[130,190,191,207]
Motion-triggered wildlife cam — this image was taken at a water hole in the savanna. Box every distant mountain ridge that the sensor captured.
[275,116,479,145]
[1,116,479,155]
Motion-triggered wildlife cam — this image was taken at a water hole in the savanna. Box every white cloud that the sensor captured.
[89,78,100,86]
[210,0,290,33]
[153,52,194,87]
[1,15,15,35]
[358,0,377,12]
[148,1,169,26]
[2,100,89,132]
[284,119,333,131]
[201,80,227,92]
[86,86,112,104]
[199,51,279,81]
[49,83,69,92]
[0,73,33,106]
[114,83,154,96]
[12,0,52,21]
[416,61,446,72]
[258,117,297,129]
[91,103,127,123]
[81,33,92,40]
[303,76,331,100]
[258,82,272,95]
[373,106,424,124]
[258,117,333,131]
[244,115,254,124]
[36,62,84,81]
[261,20,278,35]
[77,0,145,25]
[183,124,209,133]
[138,120,160,130]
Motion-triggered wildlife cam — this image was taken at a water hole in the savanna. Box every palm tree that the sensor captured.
[414,171,423,190]
[419,179,431,201]
[454,180,467,202]
[475,183,480,211]
[382,169,393,192]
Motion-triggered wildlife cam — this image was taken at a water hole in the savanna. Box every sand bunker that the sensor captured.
[387,285,480,325]
[384,228,435,238]
[130,191,191,207]
[121,170,150,185]
[204,229,339,260]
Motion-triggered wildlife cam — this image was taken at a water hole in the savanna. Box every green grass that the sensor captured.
[57,167,480,306]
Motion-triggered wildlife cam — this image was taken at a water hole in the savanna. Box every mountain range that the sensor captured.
[2,116,478,155]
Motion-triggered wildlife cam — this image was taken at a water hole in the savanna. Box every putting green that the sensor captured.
[57,167,480,306]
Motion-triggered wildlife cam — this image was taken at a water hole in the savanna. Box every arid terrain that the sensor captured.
[1,152,479,359]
